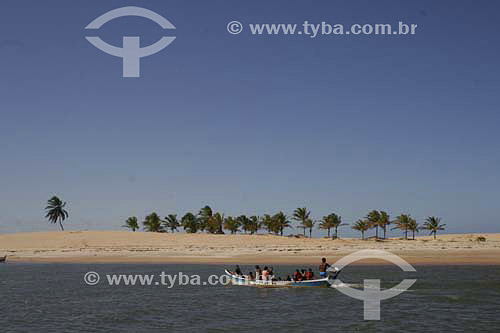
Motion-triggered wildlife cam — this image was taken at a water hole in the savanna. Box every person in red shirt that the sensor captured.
[293,269,303,281]
[305,268,314,280]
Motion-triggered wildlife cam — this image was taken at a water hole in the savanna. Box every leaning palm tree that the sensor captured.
[143,212,164,232]
[272,211,292,236]
[163,214,180,233]
[421,216,446,240]
[293,207,311,237]
[352,220,370,240]
[366,210,381,239]
[392,214,412,240]
[407,218,419,240]
[122,216,139,231]
[378,211,391,239]
[45,196,69,231]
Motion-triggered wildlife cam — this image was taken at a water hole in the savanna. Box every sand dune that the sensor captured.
[1,231,499,265]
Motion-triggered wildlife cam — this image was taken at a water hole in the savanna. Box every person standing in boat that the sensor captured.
[235,265,242,276]
[319,258,331,278]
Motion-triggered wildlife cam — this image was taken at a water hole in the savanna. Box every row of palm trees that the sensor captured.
[122,206,447,240]
[123,206,294,236]
[351,210,446,240]
[43,197,446,239]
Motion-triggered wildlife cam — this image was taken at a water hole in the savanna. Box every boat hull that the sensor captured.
[225,270,331,288]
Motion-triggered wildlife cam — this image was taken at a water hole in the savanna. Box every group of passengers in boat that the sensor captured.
[231,258,331,282]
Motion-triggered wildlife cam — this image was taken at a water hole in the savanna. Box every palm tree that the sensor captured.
[122,216,139,231]
[207,212,225,234]
[237,215,251,234]
[272,212,292,236]
[352,219,370,239]
[164,214,180,233]
[45,196,69,231]
[392,214,412,240]
[261,214,274,233]
[198,205,213,232]
[407,218,419,240]
[293,207,311,236]
[421,216,446,239]
[223,216,240,234]
[181,212,199,233]
[319,215,335,238]
[366,210,381,239]
[328,213,347,239]
[304,218,315,238]
[379,211,391,239]
[247,215,260,235]
[143,212,164,232]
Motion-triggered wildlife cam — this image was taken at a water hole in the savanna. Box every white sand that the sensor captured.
[1,231,499,264]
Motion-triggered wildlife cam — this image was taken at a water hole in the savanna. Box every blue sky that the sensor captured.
[0,0,499,235]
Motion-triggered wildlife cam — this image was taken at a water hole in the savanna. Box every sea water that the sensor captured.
[1,263,499,332]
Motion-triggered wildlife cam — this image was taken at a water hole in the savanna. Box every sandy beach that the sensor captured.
[1,231,499,265]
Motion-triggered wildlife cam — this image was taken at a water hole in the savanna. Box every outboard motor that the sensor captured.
[327,266,342,280]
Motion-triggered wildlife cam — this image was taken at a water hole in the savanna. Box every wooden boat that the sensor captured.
[0,255,6,263]
[224,269,337,288]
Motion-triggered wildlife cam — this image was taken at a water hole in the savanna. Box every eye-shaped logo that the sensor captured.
[85,6,176,77]
[331,250,417,320]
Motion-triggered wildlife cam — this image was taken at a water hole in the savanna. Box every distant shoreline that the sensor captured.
[7,254,500,266]
[1,231,499,265]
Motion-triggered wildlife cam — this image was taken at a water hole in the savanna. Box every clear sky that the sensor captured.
[1,0,499,236]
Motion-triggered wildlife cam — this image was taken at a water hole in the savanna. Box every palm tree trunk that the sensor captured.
[335,227,338,238]
[361,231,364,240]
[59,220,64,231]
[309,228,312,238]
[412,230,415,240]
[433,232,436,240]
[404,230,407,240]
[375,226,378,239]
[383,227,386,239]
[327,228,330,238]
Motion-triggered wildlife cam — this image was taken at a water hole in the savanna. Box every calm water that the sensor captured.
[1,263,499,332]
